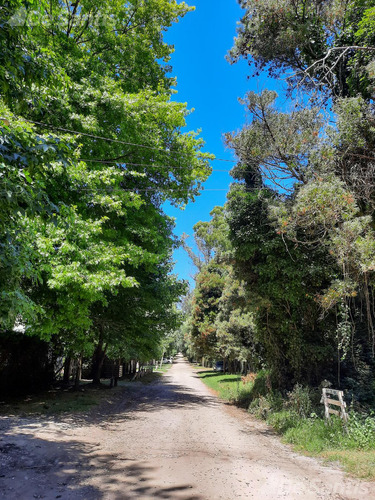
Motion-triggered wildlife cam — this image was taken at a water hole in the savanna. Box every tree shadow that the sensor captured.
[0,430,204,499]
[1,376,220,430]
[194,372,218,379]
[0,365,221,498]
[195,373,241,381]
[75,380,220,426]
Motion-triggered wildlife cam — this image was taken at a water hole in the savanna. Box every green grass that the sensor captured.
[157,363,173,373]
[322,450,375,480]
[279,416,375,480]
[197,370,254,406]
[132,363,173,383]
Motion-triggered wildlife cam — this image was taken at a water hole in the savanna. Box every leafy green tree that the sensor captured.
[186,0,375,395]
[184,206,259,371]
[189,261,227,361]
[0,0,211,386]
[215,272,259,372]
[229,0,375,97]
[1,104,131,330]
[227,176,337,385]
[225,57,375,391]
[224,90,325,188]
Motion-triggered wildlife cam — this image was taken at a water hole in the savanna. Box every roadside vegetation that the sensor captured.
[196,370,254,403]
[0,382,115,417]
[197,369,375,480]
[0,363,173,417]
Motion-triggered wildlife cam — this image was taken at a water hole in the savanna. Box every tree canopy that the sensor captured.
[181,0,375,401]
[229,0,375,98]
[0,0,211,385]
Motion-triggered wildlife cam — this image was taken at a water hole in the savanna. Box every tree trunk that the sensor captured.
[74,355,82,391]
[91,339,106,385]
[160,351,165,369]
[63,356,72,385]
[110,360,119,388]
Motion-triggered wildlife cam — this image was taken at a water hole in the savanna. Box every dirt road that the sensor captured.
[1,357,374,499]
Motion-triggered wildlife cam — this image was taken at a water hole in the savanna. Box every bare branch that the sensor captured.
[289,46,375,93]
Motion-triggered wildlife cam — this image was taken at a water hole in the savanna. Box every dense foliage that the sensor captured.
[182,0,375,403]
[229,0,375,98]
[0,0,211,388]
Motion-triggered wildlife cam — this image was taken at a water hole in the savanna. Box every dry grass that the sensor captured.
[0,366,173,417]
[0,383,107,416]
[321,450,375,480]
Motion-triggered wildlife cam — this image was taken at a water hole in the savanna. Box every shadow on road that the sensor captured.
[57,378,220,428]
[1,370,219,430]
[0,430,203,499]
[0,368,216,499]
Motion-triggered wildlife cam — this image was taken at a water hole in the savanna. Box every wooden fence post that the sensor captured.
[321,388,348,423]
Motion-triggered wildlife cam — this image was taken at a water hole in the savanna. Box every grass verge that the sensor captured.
[322,450,375,480]
[197,370,252,403]
[0,365,173,417]
[133,363,173,384]
[196,368,375,481]
[0,383,110,416]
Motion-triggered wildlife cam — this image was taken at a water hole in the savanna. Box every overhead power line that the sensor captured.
[6,118,301,179]
[0,184,267,195]
[79,158,235,173]
[19,117,368,184]
[26,119,238,163]
[12,117,375,169]
[0,187,232,195]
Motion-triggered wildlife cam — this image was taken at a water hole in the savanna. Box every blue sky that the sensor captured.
[164,0,284,287]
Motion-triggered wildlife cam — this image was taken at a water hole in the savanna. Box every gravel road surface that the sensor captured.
[0,356,374,499]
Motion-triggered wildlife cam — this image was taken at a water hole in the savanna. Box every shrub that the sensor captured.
[248,396,271,419]
[285,383,314,418]
[248,391,283,419]
[241,372,257,385]
[267,410,299,433]
[235,381,256,408]
[345,412,375,450]
[247,369,272,399]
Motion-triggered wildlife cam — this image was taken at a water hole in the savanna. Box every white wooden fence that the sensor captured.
[321,388,348,422]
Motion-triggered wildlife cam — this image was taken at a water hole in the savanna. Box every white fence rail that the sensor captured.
[321,388,348,422]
